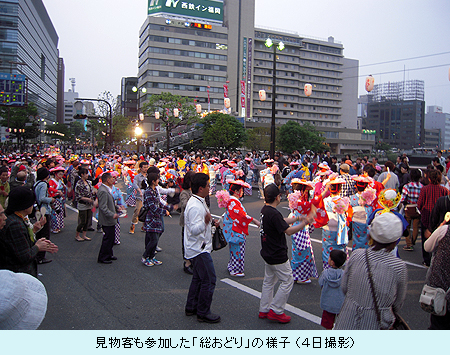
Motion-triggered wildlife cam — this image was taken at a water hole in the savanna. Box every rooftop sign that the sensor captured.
[148,0,223,23]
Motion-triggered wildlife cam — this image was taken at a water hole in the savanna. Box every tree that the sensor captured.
[0,103,40,145]
[111,114,133,143]
[202,112,247,150]
[142,92,199,151]
[69,121,86,140]
[277,121,328,154]
[245,127,270,151]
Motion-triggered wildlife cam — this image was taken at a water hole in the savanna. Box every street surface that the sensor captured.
[37,185,430,330]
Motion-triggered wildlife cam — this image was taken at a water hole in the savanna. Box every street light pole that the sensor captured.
[265,38,285,159]
[270,44,277,160]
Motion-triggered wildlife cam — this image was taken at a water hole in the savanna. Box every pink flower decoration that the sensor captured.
[358,187,376,206]
[288,191,303,210]
[332,196,350,214]
[216,190,230,208]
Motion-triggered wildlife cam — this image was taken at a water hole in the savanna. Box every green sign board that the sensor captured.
[148,0,223,23]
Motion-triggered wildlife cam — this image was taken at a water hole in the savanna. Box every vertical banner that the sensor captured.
[240,80,246,118]
[223,84,228,98]
[246,38,253,119]
[242,38,247,79]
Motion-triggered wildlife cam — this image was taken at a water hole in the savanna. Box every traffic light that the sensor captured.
[74,114,87,119]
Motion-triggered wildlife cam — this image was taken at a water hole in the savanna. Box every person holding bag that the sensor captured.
[423,215,450,329]
[334,212,407,329]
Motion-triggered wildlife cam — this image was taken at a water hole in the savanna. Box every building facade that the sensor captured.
[363,80,426,150]
[425,105,450,150]
[0,0,59,123]
[136,0,369,153]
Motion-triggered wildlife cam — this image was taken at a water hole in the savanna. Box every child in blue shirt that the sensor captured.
[319,249,346,329]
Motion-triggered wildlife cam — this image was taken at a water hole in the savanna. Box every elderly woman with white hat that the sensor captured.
[334,212,407,329]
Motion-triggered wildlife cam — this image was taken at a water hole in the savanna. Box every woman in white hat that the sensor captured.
[334,212,407,329]
[223,180,260,277]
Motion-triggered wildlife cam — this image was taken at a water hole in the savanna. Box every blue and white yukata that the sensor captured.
[222,197,253,275]
[321,196,349,269]
[123,169,136,207]
[112,185,126,244]
[244,170,253,196]
[290,208,318,282]
[348,194,373,250]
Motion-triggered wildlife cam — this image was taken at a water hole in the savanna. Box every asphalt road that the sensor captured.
[37,184,431,330]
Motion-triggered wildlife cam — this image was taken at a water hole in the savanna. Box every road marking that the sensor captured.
[221,278,321,325]
[212,213,427,270]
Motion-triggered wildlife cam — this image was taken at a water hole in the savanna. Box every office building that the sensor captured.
[63,78,78,124]
[137,0,370,153]
[363,80,425,149]
[120,77,139,119]
[0,0,59,123]
[425,105,450,150]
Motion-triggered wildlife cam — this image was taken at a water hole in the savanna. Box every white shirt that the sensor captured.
[184,194,212,259]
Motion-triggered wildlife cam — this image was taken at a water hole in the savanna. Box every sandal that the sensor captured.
[403,245,414,251]
[83,236,92,241]
[75,237,84,242]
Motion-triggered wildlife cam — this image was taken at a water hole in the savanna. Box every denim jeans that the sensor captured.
[185,252,216,317]
[143,231,161,260]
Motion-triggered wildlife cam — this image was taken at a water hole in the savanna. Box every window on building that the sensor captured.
[40,54,46,81]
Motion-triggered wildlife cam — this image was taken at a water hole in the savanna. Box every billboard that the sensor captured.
[0,73,26,106]
[148,0,223,23]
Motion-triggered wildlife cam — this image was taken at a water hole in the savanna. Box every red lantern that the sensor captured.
[196,104,202,113]
[224,98,231,109]
[304,83,312,97]
[365,75,374,92]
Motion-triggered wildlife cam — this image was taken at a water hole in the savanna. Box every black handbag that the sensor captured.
[212,224,227,251]
[138,207,149,222]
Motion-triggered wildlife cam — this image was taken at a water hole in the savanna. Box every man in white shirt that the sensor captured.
[184,173,221,323]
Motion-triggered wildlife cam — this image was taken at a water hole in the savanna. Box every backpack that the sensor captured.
[30,180,47,221]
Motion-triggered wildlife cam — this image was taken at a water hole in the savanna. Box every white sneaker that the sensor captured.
[156,246,163,252]
[230,272,245,277]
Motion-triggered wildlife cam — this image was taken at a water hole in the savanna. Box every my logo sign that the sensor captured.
[149,0,160,6]
[165,0,180,7]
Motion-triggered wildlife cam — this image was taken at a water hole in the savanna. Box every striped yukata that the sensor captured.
[334,247,407,330]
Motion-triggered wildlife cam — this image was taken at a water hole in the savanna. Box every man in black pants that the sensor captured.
[97,172,119,264]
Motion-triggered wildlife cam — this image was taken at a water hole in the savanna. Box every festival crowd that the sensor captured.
[0,146,449,330]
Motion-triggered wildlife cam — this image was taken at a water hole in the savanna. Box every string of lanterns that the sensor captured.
[40,129,65,137]
[5,128,25,133]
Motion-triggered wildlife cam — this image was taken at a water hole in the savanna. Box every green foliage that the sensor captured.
[245,127,270,151]
[142,92,199,151]
[277,121,328,154]
[0,103,40,143]
[69,121,85,139]
[111,114,133,143]
[201,112,247,150]
[375,141,392,152]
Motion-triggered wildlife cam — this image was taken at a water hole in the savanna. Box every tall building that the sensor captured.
[0,0,59,123]
[120,77,139,119]
[425,105,450,150]
[137,0,370,153]
[63,78,78,124]
[363,80,425,149]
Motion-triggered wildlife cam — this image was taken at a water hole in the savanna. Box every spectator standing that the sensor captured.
[97,172,119,264]
[129,161,149,234]
[184,173,221,323]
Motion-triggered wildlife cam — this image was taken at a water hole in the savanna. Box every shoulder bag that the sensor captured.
[365,249,410,330]
[211,223,227,251]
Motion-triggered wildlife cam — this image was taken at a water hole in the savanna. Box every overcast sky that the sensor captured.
[43,0,450,112]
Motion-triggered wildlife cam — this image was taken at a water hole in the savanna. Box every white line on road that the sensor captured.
[66,204,98,223]
[221,278,322,325]
[212,213,427,269]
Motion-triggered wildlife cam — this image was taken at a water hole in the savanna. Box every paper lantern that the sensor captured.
[224,98,231,109]
[196,104,202,113]
[259,90,266,101]
[365,75,374,92]
[155,112,160,119]
[174,108,179,117]
[304,83,312,97]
